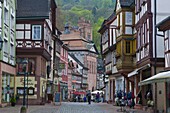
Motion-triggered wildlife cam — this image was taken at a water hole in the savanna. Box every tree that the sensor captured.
[93,17,105,51]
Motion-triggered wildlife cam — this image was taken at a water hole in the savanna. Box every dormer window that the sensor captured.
[32,25,41,40]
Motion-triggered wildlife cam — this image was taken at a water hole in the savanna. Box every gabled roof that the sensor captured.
[98,12,117,33]
[68,53,88,70]
[16,0,57,19]
[86,41,99,55]
[98,20,108,33]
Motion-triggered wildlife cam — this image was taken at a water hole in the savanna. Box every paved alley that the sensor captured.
[0,102,147,113]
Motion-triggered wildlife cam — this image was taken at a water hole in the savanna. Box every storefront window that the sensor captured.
[2,73,14,103]
[17,87,34,95]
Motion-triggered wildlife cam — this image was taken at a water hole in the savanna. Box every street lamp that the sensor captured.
[22,58,28,106]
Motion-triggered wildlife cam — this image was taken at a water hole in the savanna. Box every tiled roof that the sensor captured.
[17,0,51,18]
[107,12,116,22]
[120,0,135,7]
[157,16,170,31]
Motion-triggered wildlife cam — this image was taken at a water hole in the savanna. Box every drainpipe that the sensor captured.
[154,0,157,112]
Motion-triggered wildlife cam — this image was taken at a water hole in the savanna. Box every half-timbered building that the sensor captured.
[99,12,119,103]
[128,0,169,111]
[115,0,136,93]
[157,16,170,113]
[15,0,58,105]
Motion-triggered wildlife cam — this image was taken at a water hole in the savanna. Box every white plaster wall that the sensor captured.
[115,76,124,92]
[105,82,109,101]
[151,0,170,58]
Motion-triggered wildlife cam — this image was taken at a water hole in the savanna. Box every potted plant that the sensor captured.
[10,96,16,106]
[20,106,27,113]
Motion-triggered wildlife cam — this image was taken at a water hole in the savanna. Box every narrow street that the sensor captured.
[0,102,146,113]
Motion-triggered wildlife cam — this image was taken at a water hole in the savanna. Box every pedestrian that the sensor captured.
[96,92,100,103]
[101,92,104,103]
[86,90,91,104]
[78,95,81,102]
[83,96,87,102]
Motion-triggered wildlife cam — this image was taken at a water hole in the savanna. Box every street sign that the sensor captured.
[59,63,65,69]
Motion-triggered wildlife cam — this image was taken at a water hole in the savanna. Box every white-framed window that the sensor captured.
[113,51,116,65]
[4,8,8,25]
[125,27,132,34]
[10,15,14,30]
[32,25,41,40]
[10,44,14,57]
[125,12,132,25]
[4,40,8,53]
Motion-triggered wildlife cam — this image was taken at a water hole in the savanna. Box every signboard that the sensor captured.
[59,63,65,69]
[55,92,61,105]
[16,77,35,87]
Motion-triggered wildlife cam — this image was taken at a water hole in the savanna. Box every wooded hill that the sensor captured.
[56,0,116,51]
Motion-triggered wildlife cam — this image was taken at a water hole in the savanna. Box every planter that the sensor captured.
[11,102,16,106]
[20,106,27,113]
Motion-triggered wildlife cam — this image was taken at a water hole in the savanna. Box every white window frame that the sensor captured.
[125,12,132,25]
[4,8,8,25]
[32,25,41,40]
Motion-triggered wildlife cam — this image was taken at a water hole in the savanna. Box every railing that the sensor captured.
[16,40,43,48]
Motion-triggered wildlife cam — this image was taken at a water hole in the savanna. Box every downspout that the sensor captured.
[154,0,157,112]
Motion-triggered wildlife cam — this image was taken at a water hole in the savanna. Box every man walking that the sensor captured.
[87,90,91,104]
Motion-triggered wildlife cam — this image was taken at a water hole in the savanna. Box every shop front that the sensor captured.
[60,82,68,101]
[0,62,16,106]
[46,80,53,103]
[2,73,15,103]
[15,76,37,104]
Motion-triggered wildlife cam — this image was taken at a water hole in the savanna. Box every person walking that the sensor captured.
[86,90,91,104]
[101,92,104,103]
[96,92,100,103]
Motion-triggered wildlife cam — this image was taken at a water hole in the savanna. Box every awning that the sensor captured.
[128,69,139,77]
[138,71,170,86]
[128,64,150,77]
[73,91,86,95]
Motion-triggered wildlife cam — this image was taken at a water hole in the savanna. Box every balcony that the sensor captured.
[16,39,51,61]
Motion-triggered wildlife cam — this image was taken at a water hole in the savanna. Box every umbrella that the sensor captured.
[91,90,104,94]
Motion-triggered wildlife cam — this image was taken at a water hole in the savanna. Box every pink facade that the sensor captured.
[59,45,69,101]
[60,46,68,83]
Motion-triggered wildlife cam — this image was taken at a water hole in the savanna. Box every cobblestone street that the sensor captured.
[0,102,147,113]
[58,102,110,113]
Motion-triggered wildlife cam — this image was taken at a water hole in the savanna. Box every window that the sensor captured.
[32,25,41,40]
[113,52,116,65]
[10,44,14,56]
[17,87,27,95]
[10,15,14,30]
[126,41,131,53]
[4,8,8,25]
[87,33,91,40]
[17,58,36,75]
[125,27,132,34]
[3,40,8,53]
[28,87,34,95]
[125,12,132,25]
